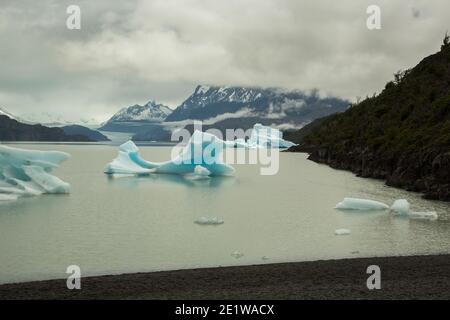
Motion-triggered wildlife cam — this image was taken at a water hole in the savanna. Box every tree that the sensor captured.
[442,32,449,50]
[394,69,411,84]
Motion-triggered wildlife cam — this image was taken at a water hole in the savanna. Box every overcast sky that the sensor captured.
[0,0,449,121]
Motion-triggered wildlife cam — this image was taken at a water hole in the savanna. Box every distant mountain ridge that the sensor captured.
[99,100,173,135]
[165,85,349,126]
[0,107,20,121]
[0,115,93,142]
[19,112,100,127]
[104,101,172,123]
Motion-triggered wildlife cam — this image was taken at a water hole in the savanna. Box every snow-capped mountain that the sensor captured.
[98,100,173,134]
[106,100,172,123]
[19,112,101,127]
[165,85,349,127]
[0,107,18,120]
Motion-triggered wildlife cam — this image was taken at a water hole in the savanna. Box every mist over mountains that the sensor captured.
[100,85,349,141]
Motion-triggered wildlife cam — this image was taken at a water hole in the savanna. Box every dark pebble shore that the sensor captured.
[1,254,450,300]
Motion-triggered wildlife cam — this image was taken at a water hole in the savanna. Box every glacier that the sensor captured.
[0,145,70,201]
[105,131,235,177]
[245,123,297,149]
[335,198,389,210]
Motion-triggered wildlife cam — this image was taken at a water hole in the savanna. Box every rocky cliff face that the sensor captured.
[288,42,450,201]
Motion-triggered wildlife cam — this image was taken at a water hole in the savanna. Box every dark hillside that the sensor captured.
[288,39,450,201]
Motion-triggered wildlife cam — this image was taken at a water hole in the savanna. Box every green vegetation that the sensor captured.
[289,36,450,201]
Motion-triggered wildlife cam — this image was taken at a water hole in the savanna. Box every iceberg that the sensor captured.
[336,197,439,221]
[390,199,411,215]
[335,198,389,210]
[105,131,235,177]
[335,228,351,235]
[409,211,438,221]
[0,145,70,201]
[194,217,224,225]
[246,123,297,148]
[231,251,244,259]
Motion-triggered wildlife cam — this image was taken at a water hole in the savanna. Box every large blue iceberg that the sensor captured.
[105,130,235,177]
[0,145,70,201]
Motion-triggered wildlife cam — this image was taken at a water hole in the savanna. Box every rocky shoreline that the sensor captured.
[1,254,450,299]
[288,145,450,201]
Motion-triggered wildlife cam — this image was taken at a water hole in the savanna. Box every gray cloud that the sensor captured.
[0,0,449,122]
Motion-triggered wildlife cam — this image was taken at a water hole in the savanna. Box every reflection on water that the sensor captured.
[0,144,449,284]
[106,173,236,189]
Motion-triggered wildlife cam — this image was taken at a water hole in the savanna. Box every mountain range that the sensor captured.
[0,107,17,120]
[0,115,94,142]
[0,107,109,142]
[100,86,349,141]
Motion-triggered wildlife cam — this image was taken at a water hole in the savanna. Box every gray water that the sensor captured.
[1,144,450,284]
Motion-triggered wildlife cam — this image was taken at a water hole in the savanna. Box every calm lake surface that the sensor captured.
[1,144,450,284]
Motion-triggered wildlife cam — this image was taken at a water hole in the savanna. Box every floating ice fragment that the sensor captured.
[246,123,297,149]
[390,199,410,215]
[335,198,389,210]
[409,211,438,221]
[194,165,211,177]
[0,145,70,201]
[105,131,235,177]
[0,193,18,201]
[337,197,438,221]
[194,217,224,225]
[335,228,351,235]
[261,256,270,260]
[231,251,244,259]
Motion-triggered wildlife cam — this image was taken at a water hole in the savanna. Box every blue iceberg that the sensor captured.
[105,130,235,177]
[0,145,70,201]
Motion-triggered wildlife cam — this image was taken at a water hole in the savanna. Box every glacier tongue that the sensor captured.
[0,145,70,201]
[105,131,235,177]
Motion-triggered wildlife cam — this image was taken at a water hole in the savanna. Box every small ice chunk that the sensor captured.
[261,256,270,260]
[335,228,351,235]
[409,211,438,221]
[194,165,211,177]
[194,217,224,225]
[231,251,244,259]
[390,199,410,215]
[335,198,389,210]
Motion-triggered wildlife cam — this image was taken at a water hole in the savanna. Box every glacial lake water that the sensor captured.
[1,143,450,284]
